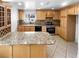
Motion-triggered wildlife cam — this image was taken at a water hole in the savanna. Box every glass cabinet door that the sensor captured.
[0,6,4,27]
[7,8,11,25]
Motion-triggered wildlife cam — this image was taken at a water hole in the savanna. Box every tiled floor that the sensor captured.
[47,35,78,58]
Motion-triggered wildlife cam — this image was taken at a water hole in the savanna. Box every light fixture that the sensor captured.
[25,2,30,9]
[38,8,41,9]
[62,2,68,7]
[52,8,54,10]
[18,2,22,6]
[25,1,36,9]
[40,2,44,6]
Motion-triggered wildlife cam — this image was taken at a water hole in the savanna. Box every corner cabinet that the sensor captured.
[0,5,11,37]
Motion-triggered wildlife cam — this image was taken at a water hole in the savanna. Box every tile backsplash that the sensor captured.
[18,19,60,26]
[35,19,60,26]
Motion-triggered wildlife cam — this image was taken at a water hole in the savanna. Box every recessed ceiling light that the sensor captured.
[18,2,22,6]
[62,2,68,7]
[52,8,54,9]
[38,8,41,9]
[40,2,44,6]
[25,2,30,9]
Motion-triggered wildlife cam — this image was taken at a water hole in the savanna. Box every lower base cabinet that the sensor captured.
[13,45,30,58]
[30,45,48,58]
[0,45,48,58]
[0,45,12,58]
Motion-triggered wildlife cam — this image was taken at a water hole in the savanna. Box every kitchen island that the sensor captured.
[0,32,55,58]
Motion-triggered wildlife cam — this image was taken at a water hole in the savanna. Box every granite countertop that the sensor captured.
[0,32,55,45]
[19,24,42,26]
[18,24,56,27]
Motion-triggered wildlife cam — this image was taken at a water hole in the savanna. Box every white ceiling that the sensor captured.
[2,0,79,9]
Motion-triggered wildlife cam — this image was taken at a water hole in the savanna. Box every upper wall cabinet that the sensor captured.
[60,9,68,17]
[67,6,75,15]
[46,11,53,17]
[36,11,46,20]
[18,10,25,20]
[74,4,79,15]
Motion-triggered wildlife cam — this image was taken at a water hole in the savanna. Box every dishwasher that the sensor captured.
[35,26,42,32]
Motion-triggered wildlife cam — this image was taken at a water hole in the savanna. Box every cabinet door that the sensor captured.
[67,15,76,41]
[30,45,48,58]
[13,45,30,58]
[59,17,67,39]
[0,45,12,58]
[68,6,75,15]
[30,26,35,31]
[74,4,79,15]
[18,26,24,32]
[53,11,60,19]
[24,26,35,32]
[18,10,24,20]
[36,11,46,20]
[46,11,53,17]
[55,26,60,35]
[24,26,30,31]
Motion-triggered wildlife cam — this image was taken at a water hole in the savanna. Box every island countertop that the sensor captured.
[0,32,55,45]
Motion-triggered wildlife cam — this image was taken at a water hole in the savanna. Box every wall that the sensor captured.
[11,6,18,32]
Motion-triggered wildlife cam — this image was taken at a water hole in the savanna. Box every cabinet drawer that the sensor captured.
[24,26,30,31]
[30,27,35,31]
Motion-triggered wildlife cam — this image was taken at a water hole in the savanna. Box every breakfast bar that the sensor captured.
[0,32,55,58]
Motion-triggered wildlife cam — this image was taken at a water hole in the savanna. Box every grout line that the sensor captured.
[65,42,68,58]
[52,43,57,57]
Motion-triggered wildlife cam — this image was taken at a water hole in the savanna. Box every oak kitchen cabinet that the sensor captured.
[13,45,30,58]
[18,25,47,32]
[59,16,67,39]
[53,11,60,20]
[66,15,76,41]
[0,45,47,58]
[30,45,47,58]
[36,10,46,20]
[18,25,35,32]
[0,45,12,58]
[24,26,35,31]
[18,9,60,21]
[74,4,79,15]
[18,9,25,20]
[59,3,79,41]
[67,5,75,15]
[46,11,53,17]
[55,26,60,35]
